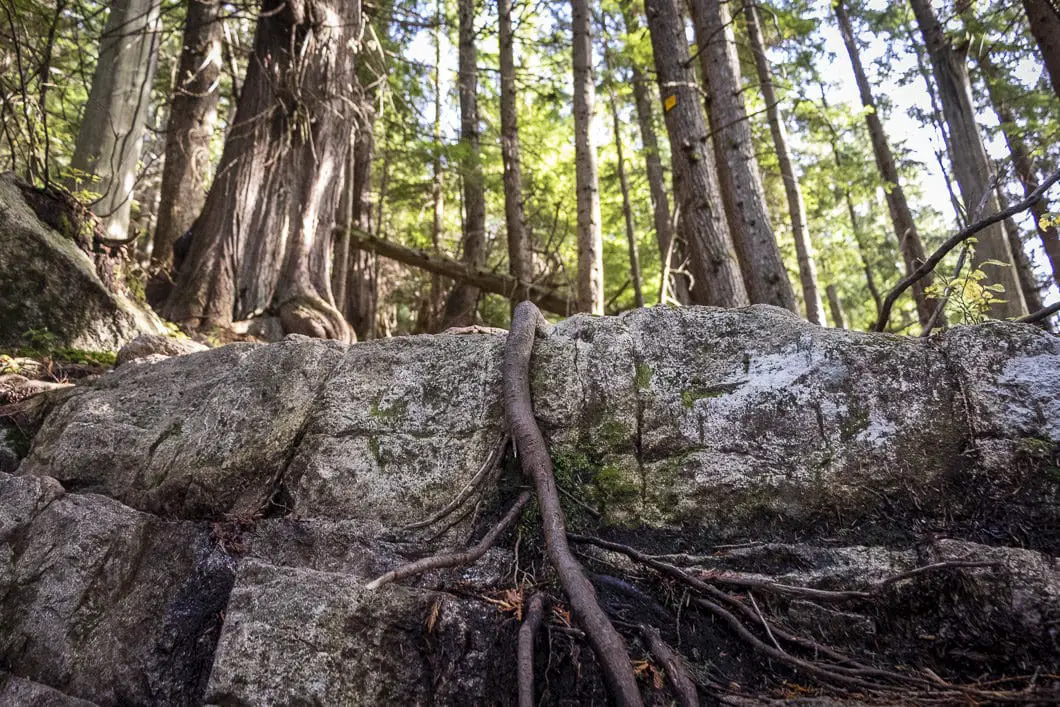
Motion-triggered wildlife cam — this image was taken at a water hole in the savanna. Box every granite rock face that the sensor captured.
[3,307,1058,704]
[0,173,166,351]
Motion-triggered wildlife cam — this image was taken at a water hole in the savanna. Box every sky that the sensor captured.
[403,0,1059,306]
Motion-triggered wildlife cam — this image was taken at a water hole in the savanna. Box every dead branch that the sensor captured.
[365,490,531,590]
[518,592,546,707]
[341,228,575,316]
[874,167,1060,332]
[1017,301,1060,325]
[504,301,643,706]
[639,624,701,707]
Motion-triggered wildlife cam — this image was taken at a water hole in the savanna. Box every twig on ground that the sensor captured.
[365,490,531,590]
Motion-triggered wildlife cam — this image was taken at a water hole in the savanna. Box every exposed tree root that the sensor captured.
[518,592,546,707]
[569,533,1058,703]
[277,294,355,343]
[365,490,531,590]
[639,625,700,707]
[405,434,509,532]
[504,301,644,706]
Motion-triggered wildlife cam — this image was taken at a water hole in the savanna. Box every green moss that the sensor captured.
[596,420,628,448]
[839,406,870,441]
[370,396,408,421]
[635,363,653,390]
[742,353,751,374]
[367,436,382,464]
[590,464,640,506]
[6,329,118,368]
[681,381,744,408]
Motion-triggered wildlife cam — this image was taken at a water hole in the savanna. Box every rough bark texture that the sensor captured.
[164,0,358,341]
[4,306,1060,704]
[441,0,487,328]
[153,0,222,266]
[609,86,645,308]
[997,189,1045,313]
[826,283,846,329]
[689,0,796,312]
[1023,0,1060,98]
[744,3,824,325]
[910,0,1026,320]
[571,0,605,314]
[67,0,162,242]
[975,49,1060,287]
[620,2,688,304]
[643,0,748,308]
[498,0,531,295]
[834,0,939,329]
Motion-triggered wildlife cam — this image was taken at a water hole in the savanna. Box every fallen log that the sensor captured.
[340,228,575,317]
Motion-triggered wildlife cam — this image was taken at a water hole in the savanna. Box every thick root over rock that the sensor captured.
[277,294,355,343]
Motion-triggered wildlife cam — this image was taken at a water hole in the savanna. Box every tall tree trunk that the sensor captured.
[996,187,1045,313]
[343,99,377,340]
[68,0,162,242]
[619,1,689,304]
[153,0,222,266]
[826,284,847,329]
[1022,0,1060,98]
[571,0,604,314]
[498,0,532,299]
[834,0,940,329]
[643,0,748,308]
[973,50,1060,287]
[441,0,487,327]
[743,2,824,324]
[909,0,1027,319]
[419,0,446,333]
[165,0,360,341]
[688,0,795,312]
[609,87,645,309]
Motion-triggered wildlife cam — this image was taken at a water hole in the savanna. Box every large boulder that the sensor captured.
[3,306,1059,704]
[0,173,167,351]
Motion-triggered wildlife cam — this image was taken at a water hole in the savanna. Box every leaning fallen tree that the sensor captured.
[341,227,576,316]
[1,305,1058,704]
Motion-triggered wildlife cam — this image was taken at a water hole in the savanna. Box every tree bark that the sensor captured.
[164,0,360,341]
[153,0,222,266]
[602,30,644,310]
[973,50,1060,287]
[826,284,846,330]
[996,188,1044,313]
[68,0,162,242]
[834,0,940,329]
[619,2,689,305]
[498,0,532,299]
[571,0,605,314]
[1022,0,1060,99]
[342,105,377,340]
[611,95,645,309]
[909,0,1026,319]
[743,2,824,324]
[643,0,748,308]
[441,0,487,328]
[688,0,795,312]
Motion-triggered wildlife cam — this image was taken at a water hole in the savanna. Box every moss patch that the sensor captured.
[370,396,408,422]
[681,381,744,408]
[634,363,652,390]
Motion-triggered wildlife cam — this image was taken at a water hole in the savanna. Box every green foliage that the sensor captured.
[7,328,117,367]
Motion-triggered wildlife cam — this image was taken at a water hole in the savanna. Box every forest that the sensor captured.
[1,0,1059,341]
